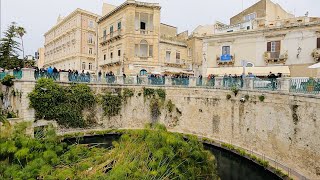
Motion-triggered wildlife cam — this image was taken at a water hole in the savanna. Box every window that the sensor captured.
[118,49,121,57]
[88,34,93,44]
[140,22,146,30]
[104,54,106,60]
[176,52,181,60]
[166,51,171,62]
[149,45,153,57]
[89,63,93,70]
[89,21,94,28]
[140,40,148,57]
[118,22,121,30]
[317,38,320,49]
[244,13,256,21]
[247,26,250,30]
[110,26,114,35]
[103,30,107,37]
[222,46,230,55]
[140,69,147,76]
[110,52,113,59]
[267,41,281,52]
[82,62,86,70]
[188,48,192,57]
[89,48,93,54]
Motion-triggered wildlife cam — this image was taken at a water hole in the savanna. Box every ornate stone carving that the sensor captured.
[264,51,288,64]
[311,49,320,63]
[216,55,235,66]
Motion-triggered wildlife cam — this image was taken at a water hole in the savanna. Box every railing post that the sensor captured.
[116,76,124,85]
[165,76,172,86]
[132,76,138,85]
[278,77,290,92]
[243,78,254,90]
[214,77,223,89]
[21,68,35,81]
[189,77,197,87]
[59,72,69,83]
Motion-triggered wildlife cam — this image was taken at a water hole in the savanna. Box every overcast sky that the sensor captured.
[1,0,319,57]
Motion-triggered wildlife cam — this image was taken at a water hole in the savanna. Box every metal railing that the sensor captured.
[68,74,90,83]
[223,77,243,89]
[171,77,189,86]
[35,72,60,81]
[290,78,320,94]
[0,72,8,80]
[196,78,215,88]
[253,78,279,91]
[13,70,22,79]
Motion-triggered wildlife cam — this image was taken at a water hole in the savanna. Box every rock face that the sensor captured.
[8,81,320,179]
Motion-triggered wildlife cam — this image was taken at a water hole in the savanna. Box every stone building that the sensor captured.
[35,48,45,68]
[43,9,99,72]
[97,0,200,76]
[203,0,320,77]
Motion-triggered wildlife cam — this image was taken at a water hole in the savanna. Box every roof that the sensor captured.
[44,8,100,36]
[98,1,161,24]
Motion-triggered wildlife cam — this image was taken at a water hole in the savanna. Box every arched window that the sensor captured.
[246,62,254,67]
[140,69,147,76]
[140,40,148,57]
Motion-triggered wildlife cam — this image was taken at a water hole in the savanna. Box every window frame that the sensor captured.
[222,46,230,55]
[166,51,171,62]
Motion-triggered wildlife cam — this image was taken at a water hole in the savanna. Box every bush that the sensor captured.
[1,75,15,87]
[231,86,239,96]
[102,93,122,118]
[259,95,265,102]
[226,94,232,100]
[244,94,249,101]
[28,79,96,128]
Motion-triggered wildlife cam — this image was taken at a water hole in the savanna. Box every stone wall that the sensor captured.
[6,80,320,179]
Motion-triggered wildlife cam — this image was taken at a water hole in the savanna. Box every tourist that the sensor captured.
[47,66,53,78]
[98,70,102,82]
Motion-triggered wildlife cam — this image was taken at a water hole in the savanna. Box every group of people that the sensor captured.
[68,69,91,82]
[34,66,60,80]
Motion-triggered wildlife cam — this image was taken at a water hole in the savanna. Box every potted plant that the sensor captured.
[306,77,316,92]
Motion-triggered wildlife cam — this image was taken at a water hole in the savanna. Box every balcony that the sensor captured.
[100,30,123,46]
[264,51,288,64]
[311,49,320,63]
[164,59,187,68]
[216,54,235,66]
[100,59,121,67]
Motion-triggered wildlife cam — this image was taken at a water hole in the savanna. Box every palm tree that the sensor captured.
[15,26,26,59]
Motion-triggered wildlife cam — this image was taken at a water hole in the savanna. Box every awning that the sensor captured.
[206,66,291,76]
[308,62,320,69]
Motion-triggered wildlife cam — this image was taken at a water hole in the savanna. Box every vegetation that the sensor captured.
[231,86,239,96]
[102,92,122,118]
[244,94,250,101]
[259,95,265,102]
[122,88,134,103]
[143,88,167,121]
[166,99,175,113]
[226,94,232,100]
[1,75,15,87]
[0,22,24,69]
[0,123,219,180]
[28,79,96,128]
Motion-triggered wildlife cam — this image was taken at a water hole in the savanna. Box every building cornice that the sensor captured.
[160,39,187,47]
[204,21,320,42]
[44,8,100,36]
[98,1,161,24]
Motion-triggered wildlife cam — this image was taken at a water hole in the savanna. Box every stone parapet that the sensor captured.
[21,68,35,81]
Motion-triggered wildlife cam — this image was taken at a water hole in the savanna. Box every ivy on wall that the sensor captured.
[28,79,96,128]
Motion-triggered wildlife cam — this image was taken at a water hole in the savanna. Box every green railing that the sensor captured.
[196,78,215,87]
[35,72,60,81]
[13,70,22,79]
[290,78,320,94]
[253,78,278,91]
[0,72,8,80]
[223,77,243,89]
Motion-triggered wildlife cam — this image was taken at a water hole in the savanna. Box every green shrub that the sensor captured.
[226,94,232,100]
[244,94,249,101]
[259,95,265,102]
[102,92,122,118]
[28,79,96,128]
[1,75,15,87]
[166,100,175,113]
[231,86,239,96]
[122,88,134,103]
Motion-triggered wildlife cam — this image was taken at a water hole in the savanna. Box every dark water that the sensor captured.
[65,135,281,180]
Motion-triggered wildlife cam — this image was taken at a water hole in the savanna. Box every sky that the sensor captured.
[1,0,319,57]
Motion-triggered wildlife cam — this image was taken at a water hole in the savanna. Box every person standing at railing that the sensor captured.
[98,70,102,82]
[53,67,58,80]
[47,66,53,79]
[267,72,277,90]
[86,71,91,83]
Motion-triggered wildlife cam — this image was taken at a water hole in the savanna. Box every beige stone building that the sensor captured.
[35,47,45,68]
[203,0,320,77]
[97,0,200,76]
[44,9,99,72]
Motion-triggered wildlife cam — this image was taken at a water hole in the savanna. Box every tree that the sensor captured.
[15,26,26,59]
[0,22,24,69]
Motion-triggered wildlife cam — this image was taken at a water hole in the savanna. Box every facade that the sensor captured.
[35,48,45,68]
[97,0,197,76]
[43,9,99,72]
[203,0,320,77]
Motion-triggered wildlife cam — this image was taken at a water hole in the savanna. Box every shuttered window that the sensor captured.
[317,38,320,49]
[267,41,281,52]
